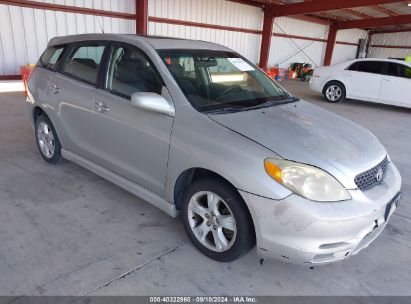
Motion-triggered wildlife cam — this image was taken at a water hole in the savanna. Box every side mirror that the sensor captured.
[131,92,175,117]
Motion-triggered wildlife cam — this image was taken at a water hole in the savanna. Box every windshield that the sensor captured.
[158,50,292,113]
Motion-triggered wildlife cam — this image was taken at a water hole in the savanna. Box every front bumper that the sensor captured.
[240,161,402,265]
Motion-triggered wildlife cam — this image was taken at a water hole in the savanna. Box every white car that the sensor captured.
[309,58,411,108]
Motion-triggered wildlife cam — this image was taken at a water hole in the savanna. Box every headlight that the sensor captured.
[264,158,351,202]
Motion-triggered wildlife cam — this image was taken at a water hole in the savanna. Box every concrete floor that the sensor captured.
[0,80,410,297]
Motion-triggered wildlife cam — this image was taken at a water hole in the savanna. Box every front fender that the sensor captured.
[165,105,292,204]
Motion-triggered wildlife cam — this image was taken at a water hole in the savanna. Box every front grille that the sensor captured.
[354,156,388,190]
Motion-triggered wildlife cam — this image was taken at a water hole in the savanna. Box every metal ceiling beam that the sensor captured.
[370,28,411,34]
[226,0,263,8]
[291,15,331,25]
[227,0,331,25]
[342,9,374,19]
[273,0,400,17]
[312,12,349,22]
[370,5,401,16]
[338,14,411,29]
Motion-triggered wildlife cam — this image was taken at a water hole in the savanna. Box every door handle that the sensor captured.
[382,78,392,82]
[94,101,110,113]
[343,73,353,77]
[48,84,61,94]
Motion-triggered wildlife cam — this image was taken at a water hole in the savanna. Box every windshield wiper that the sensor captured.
[242,96,299,111]
[204,107,244,114]
[205,96,299,115]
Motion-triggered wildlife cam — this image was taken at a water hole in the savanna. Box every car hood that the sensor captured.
[208,100,387,189]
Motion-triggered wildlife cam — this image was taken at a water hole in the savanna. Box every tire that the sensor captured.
[181,177,255,262]
[323,81,346,103]
[35,115,62,164]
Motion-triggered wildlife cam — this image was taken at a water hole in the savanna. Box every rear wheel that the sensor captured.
[181,178,255,262]
[324,81,346,103]
[35,115,62,164]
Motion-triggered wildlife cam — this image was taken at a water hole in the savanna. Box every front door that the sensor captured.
[91,43,174,196]
[343,60,385,102]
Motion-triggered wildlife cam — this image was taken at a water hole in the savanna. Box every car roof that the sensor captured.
[48,33,232,52]
[350,57,411,66]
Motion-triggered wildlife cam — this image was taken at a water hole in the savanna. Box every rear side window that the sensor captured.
[61,45,106,86]
[387,63,411,79]
[356,61,384,74]
[38,46,65,70]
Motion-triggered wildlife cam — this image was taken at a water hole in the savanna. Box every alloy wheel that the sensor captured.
[187,191,237,252]
[326,85,342,101]
[37,121,55,158]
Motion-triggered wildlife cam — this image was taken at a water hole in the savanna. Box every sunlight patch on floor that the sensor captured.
[0,80,25,93]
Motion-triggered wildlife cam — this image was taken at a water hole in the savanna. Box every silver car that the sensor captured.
[26,34,402,265]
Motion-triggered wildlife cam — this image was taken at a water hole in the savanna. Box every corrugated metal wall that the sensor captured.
[148,22,262,64]
[148,0,262,64]
[368,32,411,58]
[29,0,135,13]
[0,1,136,75]
[269,20,366,68]
[269,17,328,68]
[332,29,367,65]
[149,0,262,29]
[0,0,368,75]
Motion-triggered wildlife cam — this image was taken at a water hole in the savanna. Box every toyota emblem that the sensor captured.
[376,167,384,182]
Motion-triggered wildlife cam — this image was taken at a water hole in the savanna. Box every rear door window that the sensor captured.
[61,45,106,86]
[356,61,384,74]
[387,63,411,79]
[38,46,65,70]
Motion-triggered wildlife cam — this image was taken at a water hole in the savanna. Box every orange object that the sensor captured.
[20,65,35,96]
[264,159,283,183]
[267,67,279,79]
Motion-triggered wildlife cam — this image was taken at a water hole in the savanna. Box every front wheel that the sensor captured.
[324,81,346,103]
[181,178,255,262]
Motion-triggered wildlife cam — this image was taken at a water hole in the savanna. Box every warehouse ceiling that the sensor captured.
[230,0,411,33]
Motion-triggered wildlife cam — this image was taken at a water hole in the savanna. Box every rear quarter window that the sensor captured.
[347,62,359,71]
[38,46,65,70]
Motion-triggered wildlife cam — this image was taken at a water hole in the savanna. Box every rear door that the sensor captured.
[49,43,107,159]
[379,62,411,107]
[91,42,174,196]
[28,45,66,122]
[342,60,385,101]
